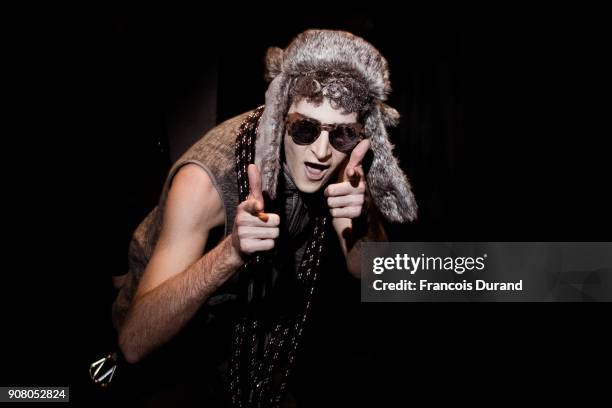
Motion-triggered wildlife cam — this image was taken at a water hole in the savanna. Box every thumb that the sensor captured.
[345,138,370,178]
[247,164,264,211]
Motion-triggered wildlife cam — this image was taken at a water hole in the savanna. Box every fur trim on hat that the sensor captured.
[255,29,417,223]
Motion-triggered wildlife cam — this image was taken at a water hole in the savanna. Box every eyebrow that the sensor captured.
[289,112,358,126]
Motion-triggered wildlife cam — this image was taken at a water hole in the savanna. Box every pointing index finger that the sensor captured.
[347,138,370,170]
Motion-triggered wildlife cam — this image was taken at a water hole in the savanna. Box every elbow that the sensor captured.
[118,326,143,364]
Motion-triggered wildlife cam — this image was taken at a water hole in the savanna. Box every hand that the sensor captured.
[231,164,280,258]
[324,139,370,219]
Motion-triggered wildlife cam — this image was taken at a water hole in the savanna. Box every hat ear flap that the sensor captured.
[265,47,284,82]
[380,102,400,127]
[255,74,292,200]
[365,105,418,223]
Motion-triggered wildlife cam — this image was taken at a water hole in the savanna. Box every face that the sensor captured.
[284,98,358,193]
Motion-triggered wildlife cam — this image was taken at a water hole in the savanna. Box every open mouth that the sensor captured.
[304,161,331,180]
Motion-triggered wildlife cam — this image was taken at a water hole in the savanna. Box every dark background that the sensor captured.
[5,1,611,405]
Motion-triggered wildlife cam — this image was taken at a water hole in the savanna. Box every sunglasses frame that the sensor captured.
[285,112,364,153]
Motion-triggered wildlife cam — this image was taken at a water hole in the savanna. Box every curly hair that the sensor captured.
[288,69,372,116]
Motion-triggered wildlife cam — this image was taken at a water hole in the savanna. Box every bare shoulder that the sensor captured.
[133,164,226,299]
[164,163,226,232]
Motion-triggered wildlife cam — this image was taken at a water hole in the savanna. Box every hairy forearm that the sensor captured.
[119,236,243,363]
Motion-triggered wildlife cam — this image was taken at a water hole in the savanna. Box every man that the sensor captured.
[112,29,417,406]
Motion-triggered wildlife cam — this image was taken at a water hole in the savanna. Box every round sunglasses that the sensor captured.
[285,112,364,153]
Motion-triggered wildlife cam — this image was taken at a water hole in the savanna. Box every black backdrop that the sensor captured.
[4,1,611,406]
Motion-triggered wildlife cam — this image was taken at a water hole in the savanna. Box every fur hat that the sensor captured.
[255,29,417,223]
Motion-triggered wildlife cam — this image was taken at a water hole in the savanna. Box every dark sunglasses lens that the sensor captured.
[289,119,320,145]
[330,126,360,152]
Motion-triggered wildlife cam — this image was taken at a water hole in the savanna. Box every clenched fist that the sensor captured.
[231,164,280,258]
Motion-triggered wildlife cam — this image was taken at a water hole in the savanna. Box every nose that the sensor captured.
[310,131,332,162]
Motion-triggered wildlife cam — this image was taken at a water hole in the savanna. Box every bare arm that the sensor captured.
[119,163,280,364]
[326,138,388,278]
[119,164,241,363]
[332,205,388,278]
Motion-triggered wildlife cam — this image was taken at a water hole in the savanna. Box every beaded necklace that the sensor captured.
[229,106,330,407]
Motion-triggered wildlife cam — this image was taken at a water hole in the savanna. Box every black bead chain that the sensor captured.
[229,106,330,408]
